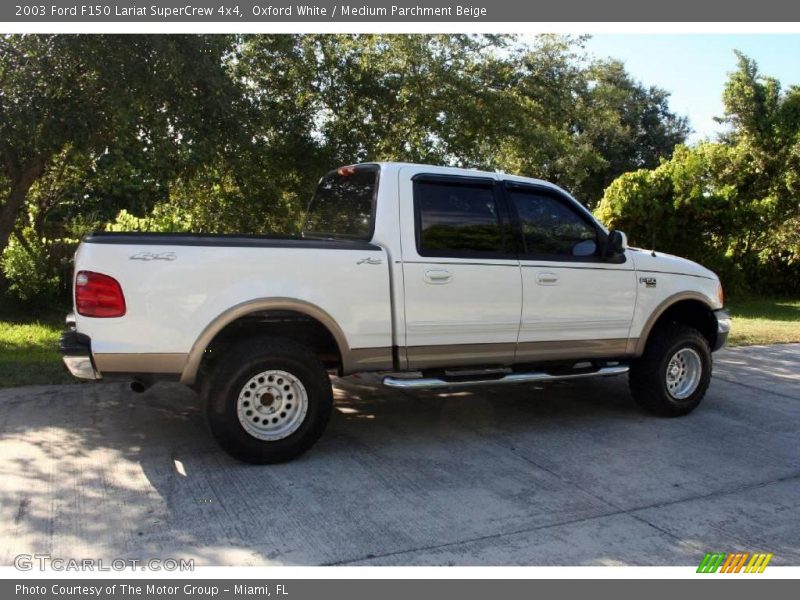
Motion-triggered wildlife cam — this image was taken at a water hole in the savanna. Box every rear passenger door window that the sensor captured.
[414,178,509,257]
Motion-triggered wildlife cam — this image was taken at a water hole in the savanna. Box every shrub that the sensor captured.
[595,143,800,296]
[1,231,62,305]
[107,169,306,235]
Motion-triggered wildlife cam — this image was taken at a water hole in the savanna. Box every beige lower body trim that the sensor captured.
[406,343,517,370]
[406,339,636,371]
[93,353,187,375]
[95,339,637,380]
[96,348,392,379]
[343,347,394,374]
[515,338,632,362]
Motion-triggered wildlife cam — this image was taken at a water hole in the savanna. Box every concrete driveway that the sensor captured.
[1,344,798,566]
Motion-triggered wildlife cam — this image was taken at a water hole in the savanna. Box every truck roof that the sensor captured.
[361,162,599,228]
[362,161,561,191]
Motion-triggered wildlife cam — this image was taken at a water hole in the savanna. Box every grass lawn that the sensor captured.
[0,297,798,389]
[726,298,800,346]
[0,310,73,388]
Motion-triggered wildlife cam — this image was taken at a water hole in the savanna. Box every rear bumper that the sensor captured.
[713,308,732,351]
[59,328,101,380]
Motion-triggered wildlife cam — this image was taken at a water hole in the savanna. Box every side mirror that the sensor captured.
[605,230,627,258]
[572,238,598,257]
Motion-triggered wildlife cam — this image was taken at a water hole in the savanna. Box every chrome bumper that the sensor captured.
[63,355,100,380]
[713,309,732,351]
[59,328,101,380]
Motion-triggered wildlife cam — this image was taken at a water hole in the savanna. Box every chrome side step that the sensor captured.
[383,365,629,390]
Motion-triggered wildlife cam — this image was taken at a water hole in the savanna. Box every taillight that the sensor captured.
[75,271,126,318]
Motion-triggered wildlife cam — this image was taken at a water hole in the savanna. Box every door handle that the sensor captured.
[424,269,453,284]
[536,272,559,285]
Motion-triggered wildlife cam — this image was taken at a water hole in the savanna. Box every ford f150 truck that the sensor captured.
[60,162,731,463]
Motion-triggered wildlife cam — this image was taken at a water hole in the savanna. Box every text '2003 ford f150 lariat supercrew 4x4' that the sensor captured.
[60,162,731,463]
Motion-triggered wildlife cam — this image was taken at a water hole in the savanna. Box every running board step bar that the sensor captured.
[383,365,629,390]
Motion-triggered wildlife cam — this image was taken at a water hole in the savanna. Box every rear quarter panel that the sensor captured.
[73,242,392,358]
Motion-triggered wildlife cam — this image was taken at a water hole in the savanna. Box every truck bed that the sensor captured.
[73,231,393,380]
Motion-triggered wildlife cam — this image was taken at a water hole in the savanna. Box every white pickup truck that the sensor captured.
[60,162,731,463]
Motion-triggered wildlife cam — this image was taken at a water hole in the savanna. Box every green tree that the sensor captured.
[0,34,246,256]
[578,59,690,204]
[596,53,800,295]
[2,34,693,303]
[438,35,688,205]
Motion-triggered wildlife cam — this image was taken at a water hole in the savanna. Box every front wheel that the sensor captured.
[629,324,712,417]
[204,336,333,464]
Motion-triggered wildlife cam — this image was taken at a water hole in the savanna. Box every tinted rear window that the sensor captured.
[415,179,505,256]
[302,166,379,240]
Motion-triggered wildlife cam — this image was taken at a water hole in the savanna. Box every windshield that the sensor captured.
[302,165,380,240]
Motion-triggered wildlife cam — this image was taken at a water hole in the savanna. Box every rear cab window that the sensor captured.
[302,165,380,240]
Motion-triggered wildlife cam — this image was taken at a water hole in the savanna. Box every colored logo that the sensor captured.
[697,552,773,573]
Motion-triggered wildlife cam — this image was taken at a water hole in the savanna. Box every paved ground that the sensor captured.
[0,344,798,566]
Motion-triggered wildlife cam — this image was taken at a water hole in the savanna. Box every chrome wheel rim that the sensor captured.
[665,348,703,400]
[236,369,308,441]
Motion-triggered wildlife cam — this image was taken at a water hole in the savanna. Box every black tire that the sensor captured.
[629,324,712,417]
[204,336,333,464]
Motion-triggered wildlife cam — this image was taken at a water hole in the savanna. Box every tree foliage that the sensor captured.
[0,35,245,249]
[596,53,800,295]
[2,34,692,303]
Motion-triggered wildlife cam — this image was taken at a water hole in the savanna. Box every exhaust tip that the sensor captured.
[130,380,150,394]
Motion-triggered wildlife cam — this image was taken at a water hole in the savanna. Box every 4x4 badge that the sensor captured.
[357,257,382,265]
[130,251,177,262]
[639,276,657,288]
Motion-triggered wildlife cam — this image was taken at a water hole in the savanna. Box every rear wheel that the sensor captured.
[629,324,712,417]
[204,336,333,463]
